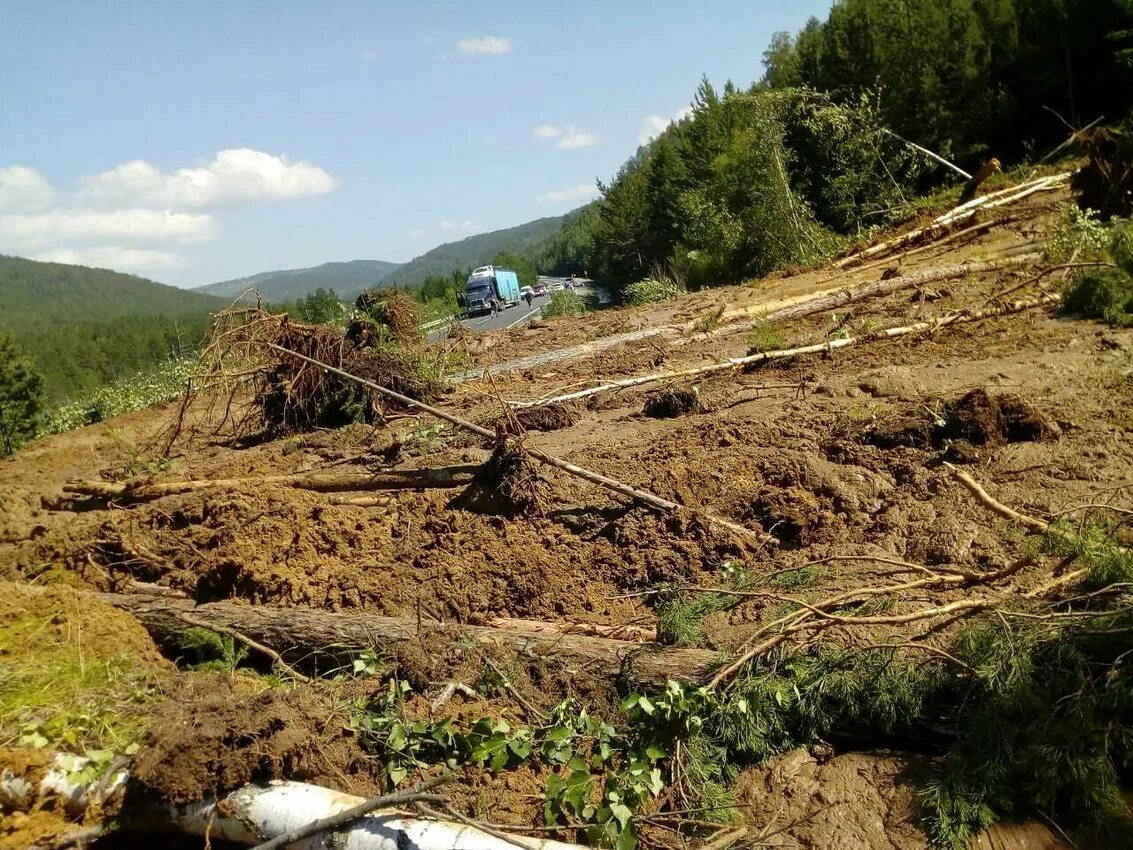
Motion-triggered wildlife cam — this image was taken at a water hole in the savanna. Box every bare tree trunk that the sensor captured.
[103,594,716,688]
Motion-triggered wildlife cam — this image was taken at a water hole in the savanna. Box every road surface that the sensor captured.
[429,277,584,339]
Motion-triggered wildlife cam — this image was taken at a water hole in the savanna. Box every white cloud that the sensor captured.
[408,220,484,240]
[638,106,694,144]
[32,246,188,273]
[533,125,599,150]
[0,208,217,253]
[536,184,600,204]
[359,48,378,65]
[440,219,482,233]
[455,36,513,55]
[78,149,338,209]
[0,165,55,212]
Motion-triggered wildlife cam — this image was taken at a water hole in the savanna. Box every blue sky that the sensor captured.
[0,1,831,288]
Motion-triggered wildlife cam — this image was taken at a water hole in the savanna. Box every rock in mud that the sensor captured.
[510,402,581,433]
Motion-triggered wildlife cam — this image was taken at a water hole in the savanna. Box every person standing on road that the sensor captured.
[524,290,534,309]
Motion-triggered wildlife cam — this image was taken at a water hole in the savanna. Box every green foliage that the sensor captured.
[768,566,821,590]
[623,277,686,306]
[293,288,346,325]
[0,255,220,400]
[1043,518,1133,588]
[174,627,249,673]
[543,291,590,318]
[657,592,729,647]
[1047,207,1111,262]
[0,329,45,454]
[0,611,161,760]
[38,357,196,437]
[1062,220,1133,327]
[745,323,787,354]
[761,0,1133,166]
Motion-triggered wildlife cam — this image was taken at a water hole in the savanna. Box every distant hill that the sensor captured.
[195,259,402,302]
[0,255,227,399]
[384,216,568,286]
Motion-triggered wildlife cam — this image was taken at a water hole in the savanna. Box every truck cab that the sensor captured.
[461,265,521,317]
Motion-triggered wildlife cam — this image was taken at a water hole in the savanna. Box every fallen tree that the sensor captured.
[262,343,773,546]
[3,755,582,850]
[510,293,1060,409]
[102,594,716,688]
[832,172,1069,269]
[62,465,481,502]
[662,254,1039,354]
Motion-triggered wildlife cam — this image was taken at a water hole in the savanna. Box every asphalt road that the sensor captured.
[430,277,584,339]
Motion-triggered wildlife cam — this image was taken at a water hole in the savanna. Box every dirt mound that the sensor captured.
[861,389,1054,453]
[512,402,581,432]
[734,749,1068,850]
[744,486,832,547]
[0,582,169,670]
[131,673,372,804]
[453,437,552,517]
[643,388,700,418]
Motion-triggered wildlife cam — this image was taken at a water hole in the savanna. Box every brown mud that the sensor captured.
[1,185,1132,848]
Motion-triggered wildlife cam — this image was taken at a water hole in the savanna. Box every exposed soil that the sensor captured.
[129,673,375,804]
[2,185,1133,848]
[642,387,700,418]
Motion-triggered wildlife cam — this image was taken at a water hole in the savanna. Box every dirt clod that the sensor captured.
[131,674,370,805]
[642,388,699,418]
[511,402,581,432]
[456,436,551,517]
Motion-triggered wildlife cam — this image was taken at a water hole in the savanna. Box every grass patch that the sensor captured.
[768,565,822,590]
[745,322,786,354]
[623,277,686,306]
[542,291,590,318]
[0,605,165,756]
[1042,518,1133,588]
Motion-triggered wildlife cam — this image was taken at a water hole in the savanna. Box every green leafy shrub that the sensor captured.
[1062,221,1133,327]
[38,357,196,437]
[543,290,590,317]
[1046,206,1110,262]
[623,277,686,306]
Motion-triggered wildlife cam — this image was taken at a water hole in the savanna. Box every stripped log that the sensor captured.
[63,465,480,502]
[624,253,1038,356]
[102,594,716,688]
[489,616,656,642]
[510,293,1060,409]
[833,173,1069,269]
[1,757,583,850]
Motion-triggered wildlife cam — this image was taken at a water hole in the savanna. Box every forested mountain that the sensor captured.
[384,215,568,286]
[0,255,225,399]
[536,0,1133,295]
[195,259,402,302]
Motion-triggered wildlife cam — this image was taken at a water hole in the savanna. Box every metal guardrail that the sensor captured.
[419,315,456,332]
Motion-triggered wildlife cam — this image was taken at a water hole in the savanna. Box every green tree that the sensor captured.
[295,288,343,324]
[0,330,45,454]
[491,251,537,286]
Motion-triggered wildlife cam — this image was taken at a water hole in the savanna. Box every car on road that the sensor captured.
[532,284,548,296]
[549,281,565,292]
[520,286,534,298]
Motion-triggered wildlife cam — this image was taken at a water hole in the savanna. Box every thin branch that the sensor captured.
[944,463,1049,533]
[179,612,312,683]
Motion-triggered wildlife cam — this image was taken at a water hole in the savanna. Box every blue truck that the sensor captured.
[458,266,521,317]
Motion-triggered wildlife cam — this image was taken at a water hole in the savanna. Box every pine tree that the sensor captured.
[0,330,45,454]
